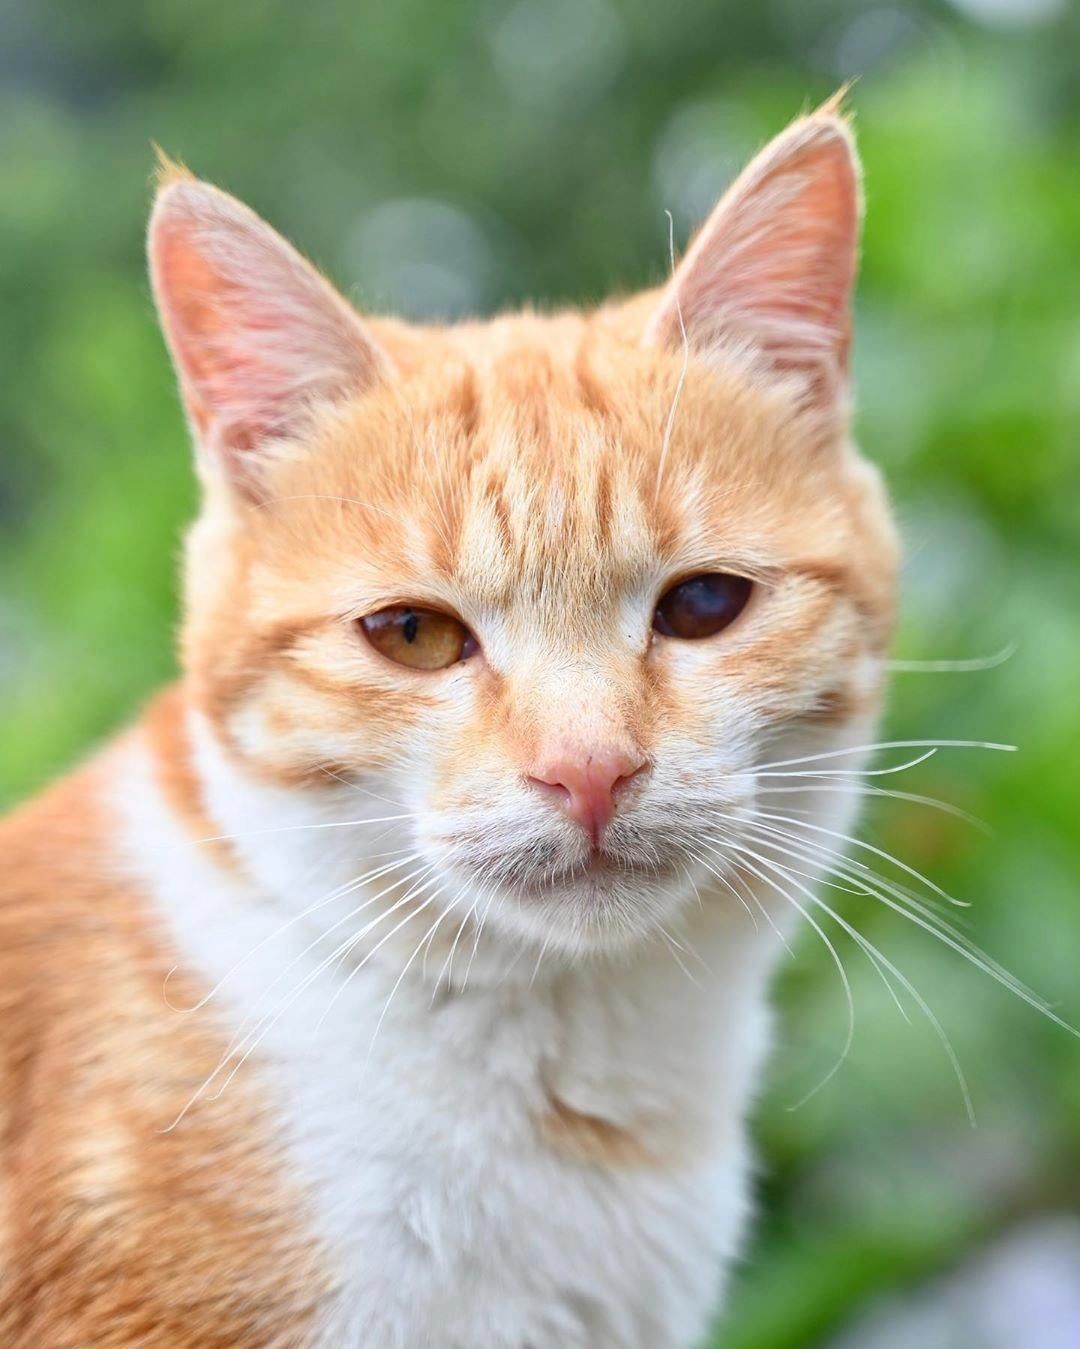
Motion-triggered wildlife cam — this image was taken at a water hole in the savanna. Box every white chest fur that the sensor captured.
[112,729,783,1349]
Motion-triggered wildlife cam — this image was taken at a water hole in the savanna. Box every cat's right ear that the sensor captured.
[643,101,861,412]
[148,157,391,497]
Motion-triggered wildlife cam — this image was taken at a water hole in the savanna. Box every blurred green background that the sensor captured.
[2,2,1078,1345]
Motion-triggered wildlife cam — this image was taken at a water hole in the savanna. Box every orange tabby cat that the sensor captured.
[0,102,898,1346]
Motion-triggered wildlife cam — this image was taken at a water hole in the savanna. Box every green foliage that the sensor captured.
[1,3,1078,1344]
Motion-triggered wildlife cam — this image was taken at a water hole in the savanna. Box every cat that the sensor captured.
[0,99,899,1347]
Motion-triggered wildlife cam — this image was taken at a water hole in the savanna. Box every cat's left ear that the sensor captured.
[644,101,861,408]
[148,158,391,495]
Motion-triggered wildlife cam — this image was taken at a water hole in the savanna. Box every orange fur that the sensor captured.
[0,750,325,1346]
[538,1095,660,1170]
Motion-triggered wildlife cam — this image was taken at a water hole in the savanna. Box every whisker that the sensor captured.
[754,781,989,832]
[734,820,974,965]
[656,923,704,987]
[462,886,498,993]
[702,831,978,1124]
[653,207,690,505]
[161,848,421,1013]
[768,853,977,1124]
[683,844,772,942]
[739,819,958,928]
[755,749,938,779]
[208,869,441,1096]
[199,877,444,1114]
[197,811,412,845]
[313,763,407,811]
[749,807,970,908]
[367,899,453,1057]
[812,894,975,1122]
[530,926,555,989]
[754,740,1016,773]
[255,493,401,523]
[885,643,1015,674]
[741,817,1077,1038]
[704,833,858,1102]
[159,861,437,1129]
[432,896,478,1002]
[706,831,910,1031]
[316,877,448,1031]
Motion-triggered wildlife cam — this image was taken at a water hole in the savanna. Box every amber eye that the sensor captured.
[653,573,753,640]
[360,606,477,670]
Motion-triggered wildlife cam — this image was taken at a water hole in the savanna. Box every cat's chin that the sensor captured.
[481,853,694,957]
[527,850,669,894]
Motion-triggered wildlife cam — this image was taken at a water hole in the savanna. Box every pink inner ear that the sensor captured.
[647,118,860,400]
[156,229,252,442]
[149,180,389,477]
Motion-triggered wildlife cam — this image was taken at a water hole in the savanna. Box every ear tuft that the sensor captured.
[645,100,862,410]
[148,175,390,495]
[814,82,855,120]
[151,144,195,193]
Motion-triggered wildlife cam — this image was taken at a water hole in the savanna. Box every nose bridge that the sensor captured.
[527,660,641,759]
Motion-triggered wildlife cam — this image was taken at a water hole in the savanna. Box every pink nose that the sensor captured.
[528,746,648,845]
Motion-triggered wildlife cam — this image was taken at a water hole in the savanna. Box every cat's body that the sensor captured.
[0,105,897,1346]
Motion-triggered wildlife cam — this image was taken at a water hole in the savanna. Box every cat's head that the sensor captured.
[149,105,898,956]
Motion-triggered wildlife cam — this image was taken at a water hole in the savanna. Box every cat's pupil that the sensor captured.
[402,611,419,644]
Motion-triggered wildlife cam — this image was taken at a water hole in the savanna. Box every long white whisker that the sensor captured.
[255,492,401,522]
[754,740,1016,773]
[738,819,956,930]
[794,873,976,1123]
[208,871,443,1102]
[742,817,1078,1038]
[159,862,437,1130]
[750,808,970,908]
[754,781,989,831]
[235,860,435,1032]
[368,900,452,1057]
[462,886,498,993]
[705,832,910,1030]
[704,830,964,1124]
[432,896,477,1002]
[315,877,448,1032]
[313,763,407,811]
[198,811,412,844]
[656,923,704,987]
[801,884,976,1124]
[885,643,1015,674]
[530,926,555,989]
[705,834,858,1102]
[162,849,422,1013]
[653,207,690,505]
[755,749,938,779]
[680,862,706,916]
[683,844,775,944]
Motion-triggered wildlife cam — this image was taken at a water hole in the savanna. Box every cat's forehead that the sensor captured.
[276,313,836,619]
[446,434,662,618]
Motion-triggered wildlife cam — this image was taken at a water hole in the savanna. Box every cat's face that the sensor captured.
[151,106,898,954]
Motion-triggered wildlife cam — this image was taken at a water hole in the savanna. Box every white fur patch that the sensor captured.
[109,718,801,1348]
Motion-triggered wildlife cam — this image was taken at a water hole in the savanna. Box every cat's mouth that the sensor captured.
[515,847,678,898]
[434,819,686,917]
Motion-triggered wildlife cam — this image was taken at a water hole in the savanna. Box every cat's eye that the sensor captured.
[653,573,753,641]
[360,606,477,671]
